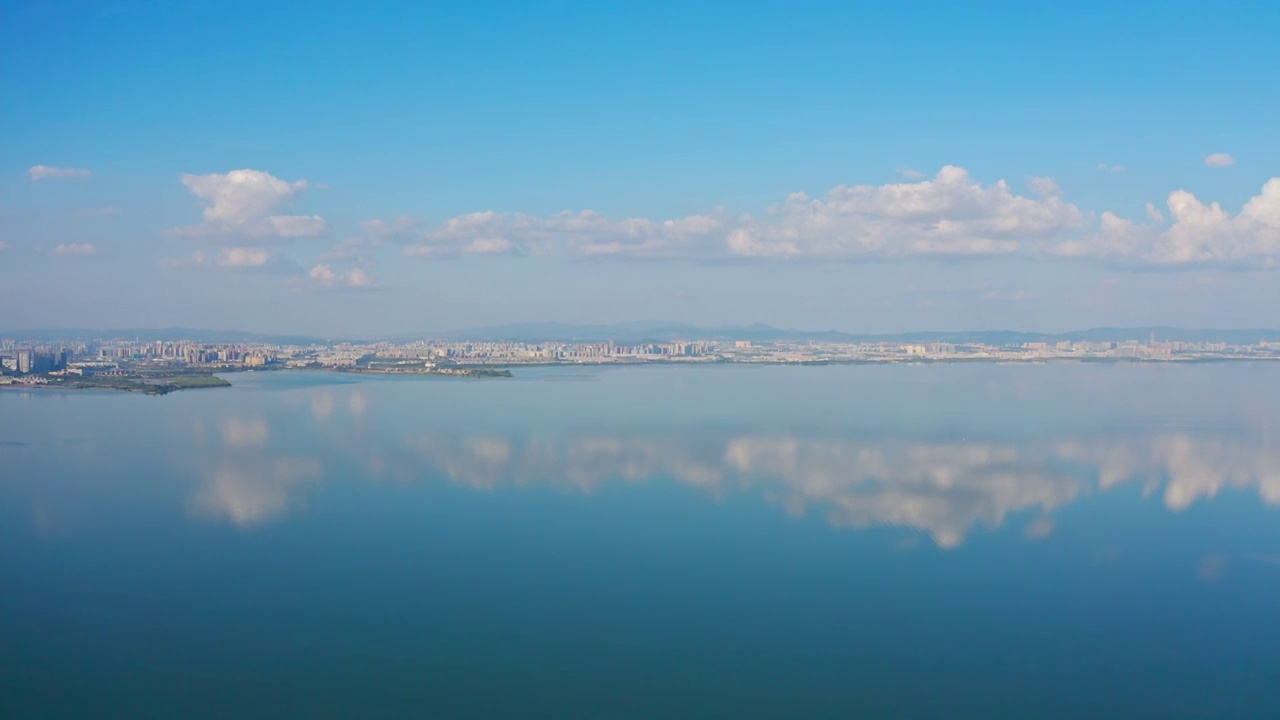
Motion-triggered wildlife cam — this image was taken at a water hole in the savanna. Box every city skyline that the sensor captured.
[4,2,1280,335]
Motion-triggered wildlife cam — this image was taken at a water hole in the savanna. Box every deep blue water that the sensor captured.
[3,363,1280,718]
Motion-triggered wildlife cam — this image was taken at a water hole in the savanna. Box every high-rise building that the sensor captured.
[17,350,33,374]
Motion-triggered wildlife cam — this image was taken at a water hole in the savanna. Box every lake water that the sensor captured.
[3,363,1280,718]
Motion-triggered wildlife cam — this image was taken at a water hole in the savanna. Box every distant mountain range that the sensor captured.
[6,323,1280,346]
[426,323,1280,345]
[0,327,334,345]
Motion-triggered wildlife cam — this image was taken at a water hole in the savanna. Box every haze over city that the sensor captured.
[3,2,1279,337]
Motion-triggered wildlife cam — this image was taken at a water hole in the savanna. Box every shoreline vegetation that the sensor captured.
[0,365,513,395]
[0,373,232,395]
[333,366,514,378]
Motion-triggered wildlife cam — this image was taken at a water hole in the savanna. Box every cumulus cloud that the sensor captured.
[1204,153,1235,168]
[897,168,927,179]
[368,166,1085,262]
[1053,177,1280,266]
[162,247,294,271]
[28,165,90,180]
[1028,176,1062,198]
[727,166,1085,259]
[170,169,325,240]
[366,210,726,260]
[52,243,96,256]
[309,263,375,289]
[220,247,274,268]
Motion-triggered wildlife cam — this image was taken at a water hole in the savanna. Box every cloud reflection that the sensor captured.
[189,415,323,527]
[1057,434,1280,510]
[397,431,1280,548]
[220,416,268,448]
[403,434,1080,548]
[189,457,323,526]
[180,403,1280,545]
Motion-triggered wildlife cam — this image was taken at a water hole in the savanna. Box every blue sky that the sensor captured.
[3,0,1280,335]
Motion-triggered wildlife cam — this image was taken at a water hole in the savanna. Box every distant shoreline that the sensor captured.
[5,354,1278,396]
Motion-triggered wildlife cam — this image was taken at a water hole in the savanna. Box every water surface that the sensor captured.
[3,364,1279,717]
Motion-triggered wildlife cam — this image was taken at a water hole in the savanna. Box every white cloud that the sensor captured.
[309,263,375,289]
[1097,163,1126,173]
[1053,177,1280,266]
[220,247,273,268]
[28,165,90,180]
[170,169,325,240]
[370,209,722,259]
[52,243,96,256]
[1028,176,1061,198]
[0,241,9,251]
[726,166,1085,259]
[370,166,1085,262]
[162,247,293,271]
[346,268,374,287]
[897,168,926,179]
[1204,153,1236,168]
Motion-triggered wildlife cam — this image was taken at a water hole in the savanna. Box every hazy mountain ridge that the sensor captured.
[0,327,333,345]
[7,323,1280,345]
[414,323,1280,345]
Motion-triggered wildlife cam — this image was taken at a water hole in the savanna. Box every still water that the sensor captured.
[3,363,1280,718]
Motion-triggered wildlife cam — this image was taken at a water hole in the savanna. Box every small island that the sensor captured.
[1,372,231,395]
[321,354,513,378]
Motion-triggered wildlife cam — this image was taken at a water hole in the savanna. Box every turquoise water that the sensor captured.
[3,364,1280,718]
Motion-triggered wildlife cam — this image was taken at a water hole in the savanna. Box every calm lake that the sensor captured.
[3,363,1279,718]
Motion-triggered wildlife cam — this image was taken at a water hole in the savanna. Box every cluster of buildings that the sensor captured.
[0,348,71,375]
[0,340,272,382]
[721,338,1280,364]
[91,341,271,366]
